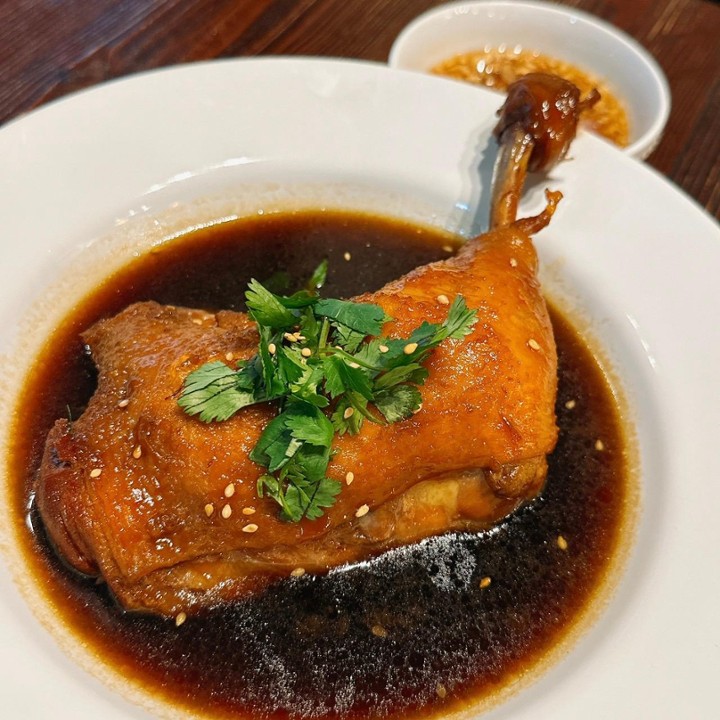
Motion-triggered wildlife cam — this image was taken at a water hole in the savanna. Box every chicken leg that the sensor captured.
[36,74,594,616]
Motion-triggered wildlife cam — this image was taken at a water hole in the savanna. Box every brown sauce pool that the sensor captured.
[432,47,630,147]
[9,209,631,718]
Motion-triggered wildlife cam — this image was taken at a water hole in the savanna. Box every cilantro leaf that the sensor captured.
[178,361,258,422]
[257,445,338,522]
[245,279,297,328]
[406,295,478,349]
[306,259,328,291]
[321,355,346,399]
[249,412,301,472]
[285,404,334,447]
[295,477,342,521]
[275,345,306,386]
[315,298,389,335]
[330,391,379,435]
[282,475,341,522]
[289,365,329,408]
[444,295,479,339]
[257,325,287,399]
[373,363,429,391]
[257,474,299,520]
[322,355,373,400]
[332,324,367,353]
[354,337,410,370]
[374,384,423,423]
[291,443,333,482]
[276,290,318,309]
[297,306,322,346]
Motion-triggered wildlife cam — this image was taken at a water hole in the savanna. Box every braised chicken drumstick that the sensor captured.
[36,75,594,616]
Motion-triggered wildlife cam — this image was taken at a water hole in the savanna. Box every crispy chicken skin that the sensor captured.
[36,217,558,616]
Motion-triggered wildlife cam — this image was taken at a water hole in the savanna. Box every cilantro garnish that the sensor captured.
[178,265,477,523]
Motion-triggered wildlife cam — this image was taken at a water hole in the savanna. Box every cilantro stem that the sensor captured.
[318,317,330,351]
[349,392,384,424]
[326,346,382,371]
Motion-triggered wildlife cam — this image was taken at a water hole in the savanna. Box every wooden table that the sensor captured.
[1,0,718,217]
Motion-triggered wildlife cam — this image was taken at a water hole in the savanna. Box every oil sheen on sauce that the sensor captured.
[11,210,631,719]
[432,46,630,147]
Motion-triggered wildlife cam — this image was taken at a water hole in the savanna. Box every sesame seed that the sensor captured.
[378,345,389,353]
[442,244,453,253]
[224,483,235,498]
[343,407,354,419]
[348,361,360,369]
[301,347,312,358]
[436,294,450,305]
[243,523,259,533]
[204,503,215,517]
[404,342,418,355]
[132,445,142,459]
[221,504,232,519]
[510,257,518,267]
[355,504,370,518]
[225,352,235,361]
[175,612,187,627]
[479,576,492,589]
[557,535,569,551]
[343,252,352,261]
[345,471,355,485]
[192,318,203,325]
[242,507,256,516]
[371,624,387,638]
[565,399,576,410]
[117,398,130,408]
[436,683,447,699]
[528,338,541,351]
[89,468,102,478]
[268,343,276,355]
[595,439,605,451]
[295,335,306,341]
[290,567,306,578]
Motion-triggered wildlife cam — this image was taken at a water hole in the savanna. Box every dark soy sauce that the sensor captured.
[10,209,630,719]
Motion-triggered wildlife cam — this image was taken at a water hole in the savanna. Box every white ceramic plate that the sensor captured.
[0,58,718,719]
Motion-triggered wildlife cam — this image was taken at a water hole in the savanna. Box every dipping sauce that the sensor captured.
[10,209,634,719]
[432,47,630,147]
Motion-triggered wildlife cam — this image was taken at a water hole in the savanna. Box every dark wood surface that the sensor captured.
[1,0,718,217]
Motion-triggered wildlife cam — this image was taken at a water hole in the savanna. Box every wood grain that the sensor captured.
[1,0,718,216]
